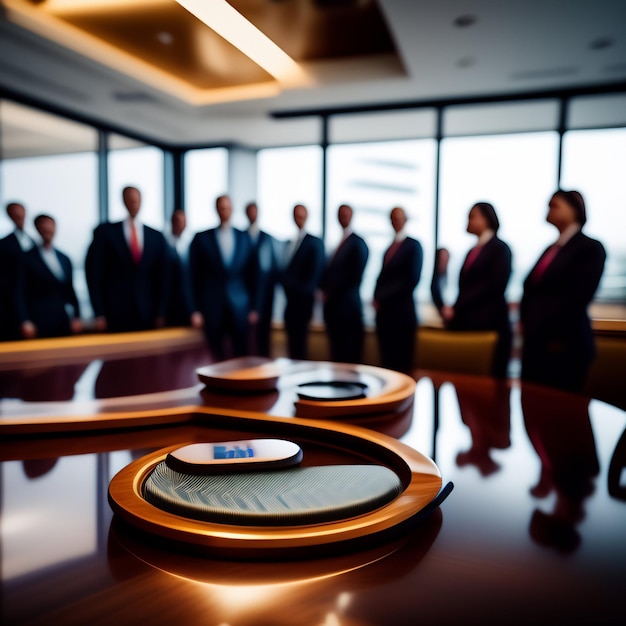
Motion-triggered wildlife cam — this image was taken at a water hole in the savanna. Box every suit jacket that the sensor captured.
[374,237,423,322]
[320,233,369,320]
[251,229,280,321]
[449,236,512,333]
[20,246,80,338]
[521,230,606,372]
[188,226,256,330]
[86,221,170,332]
[281,233,325,313]
[0,233,27,340]
[165,241,193,327]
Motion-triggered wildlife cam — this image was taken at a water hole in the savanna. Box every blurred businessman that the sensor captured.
[320,204,369,363]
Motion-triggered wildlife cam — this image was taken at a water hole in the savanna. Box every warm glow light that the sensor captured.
[175,0,309,85]
[4,0,285,105]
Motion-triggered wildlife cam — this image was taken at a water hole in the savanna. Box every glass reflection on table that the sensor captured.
[1,351,625,624]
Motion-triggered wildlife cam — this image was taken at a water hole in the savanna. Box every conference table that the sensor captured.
[1,338,625,625]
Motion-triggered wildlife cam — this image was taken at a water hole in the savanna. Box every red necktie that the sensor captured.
[531,244,560,282]
[129,221,142,264]
[384,240,401,265]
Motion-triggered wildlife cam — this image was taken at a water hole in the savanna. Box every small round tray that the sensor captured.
[296,380,368,401]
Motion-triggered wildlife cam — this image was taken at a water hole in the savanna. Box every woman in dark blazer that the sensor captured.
[442,202,512,378]
[520,190,606,393]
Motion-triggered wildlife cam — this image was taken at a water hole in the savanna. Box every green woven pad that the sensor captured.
[142,463,403,526]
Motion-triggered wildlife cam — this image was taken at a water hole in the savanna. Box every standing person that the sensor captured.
[189,194,257,361]
[0,202,35,340]
[280,204,325,360]
[320,204,369,363]
[18,214,82,339]
[441,202,513,378]
[520,190,606,393]
[165,209,194,327]
[246,201,279,357]
[373,207,423,374]
[85,186,171,333]
[431,247,450,319]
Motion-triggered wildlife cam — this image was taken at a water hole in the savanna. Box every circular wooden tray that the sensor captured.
[108,408,445,557]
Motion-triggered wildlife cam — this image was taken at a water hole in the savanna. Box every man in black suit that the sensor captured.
[18,214,82,339]
[189,194,257,361]
[320,204,369,363]
[165,209,194,327]
[373,207,423,374]
[85,186,171,333]
[281,204,325,360]
[0,202,35,340]
[246,201,280,357]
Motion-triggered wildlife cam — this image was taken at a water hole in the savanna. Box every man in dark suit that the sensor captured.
[281,204,325,360]
[373,207,423,374]
[18,214,82,339]
[320,204,369,363]
[521,190,605,392]
[85,186,171,333]
[0,202,35,340]
[165,209,193,327]
[189,194,257,361]
[246,201,279,357]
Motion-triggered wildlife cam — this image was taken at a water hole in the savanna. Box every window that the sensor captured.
[108,135,164,230]
[184,147,229,236]
[0,100,98,318]
[257,145,323,242]
[438,132,560,303]
[561,128,626,303]
[326,139,437,323]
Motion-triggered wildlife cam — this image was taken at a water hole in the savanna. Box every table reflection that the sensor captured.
[454,378,511,476]
[1,351,625,625]
[0,344,210,405]
[522,383,599,552]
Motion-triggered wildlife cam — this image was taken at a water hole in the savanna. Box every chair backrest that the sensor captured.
[416,326,498,377]
[583,334,626,410]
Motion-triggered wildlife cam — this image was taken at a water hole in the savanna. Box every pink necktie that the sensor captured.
[531,244,560,282]
[462,245,482,271]
[129,221,142,264]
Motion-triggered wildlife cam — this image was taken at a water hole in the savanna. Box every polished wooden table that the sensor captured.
[1,342,625,625]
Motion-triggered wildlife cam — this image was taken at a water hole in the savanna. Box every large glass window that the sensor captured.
[438,131,560,304]
[107,135,164,230]
[0,100,99,318]
[561,128,626,304]
[184,147,229,237]
[326,139,437,323]
[257,146,323,243]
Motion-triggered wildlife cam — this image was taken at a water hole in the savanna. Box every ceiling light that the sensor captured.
[589,37,614,50]
[453,15,477,28]
[457,57,476,68]
[175,0,310,86]
[156,31,174,45]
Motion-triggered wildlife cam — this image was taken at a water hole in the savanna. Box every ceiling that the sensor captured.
[1,0,626,151]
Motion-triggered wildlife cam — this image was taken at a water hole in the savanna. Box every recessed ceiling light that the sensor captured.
[156,32,174,46]
[457,56,476,68]
[590,37,614,50]
[453,15,477,28]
